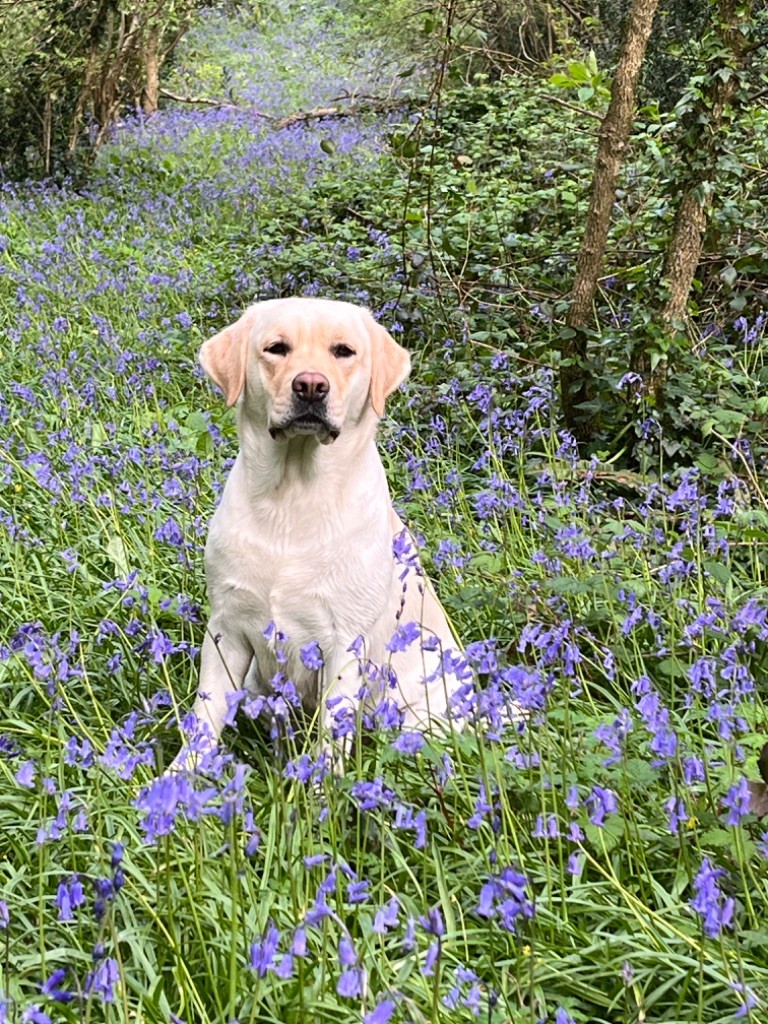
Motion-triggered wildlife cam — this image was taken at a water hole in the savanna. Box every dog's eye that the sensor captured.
[332,344,356,359]
[264,341,290,356]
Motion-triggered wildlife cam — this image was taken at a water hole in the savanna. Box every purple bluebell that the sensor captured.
[300,640,323,670]
[337,966,366,998]
[41,968,74,1003]
[391,731,424,755]
[476,866,534,933]
[690,857,735,938]
[421,941,440,976]
[372,897,400,934]
[55,876,85,921]
[22,1007,52,1024]
[250,922,280,977]
[85,956,119,1003]
[363,1000,395,1024]
[586,786,618,827]
[723,778,751,825]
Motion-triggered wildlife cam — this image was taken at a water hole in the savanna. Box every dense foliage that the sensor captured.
[0,0,199,178]
[1,2,768,1022]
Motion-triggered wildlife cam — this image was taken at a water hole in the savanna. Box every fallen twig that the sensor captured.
[159,88,276,120]
[158,90,405,129]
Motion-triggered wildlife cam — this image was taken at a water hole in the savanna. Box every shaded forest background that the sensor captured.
[1,0,767,464]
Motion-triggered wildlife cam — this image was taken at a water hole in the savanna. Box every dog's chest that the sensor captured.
[207,505,393,645]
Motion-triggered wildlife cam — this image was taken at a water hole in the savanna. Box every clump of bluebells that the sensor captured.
[1,2,768,1023]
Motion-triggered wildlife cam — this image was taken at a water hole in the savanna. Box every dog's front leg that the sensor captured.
[170,625,253,771]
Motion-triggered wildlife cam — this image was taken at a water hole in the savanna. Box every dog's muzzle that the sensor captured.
[268,371,340,444]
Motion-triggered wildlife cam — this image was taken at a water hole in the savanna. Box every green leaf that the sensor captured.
[699,827,735,848]
[623,759,658,787]
[703,560,730,585]
[695,452,719,472]
[567,62,590,83]
[584,815,625,852]
[106,535,130,576]
[720,264,737,286]
[185,411,209,435]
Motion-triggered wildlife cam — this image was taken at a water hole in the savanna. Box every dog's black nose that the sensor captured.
[292,372,330,403]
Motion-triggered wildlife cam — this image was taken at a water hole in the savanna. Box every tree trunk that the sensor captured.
[658,192,710,326]
[646,0,750,397]
[142,22,161,114]
[42,92,52,175]
[559,0,659,437]
[658,0,746,326]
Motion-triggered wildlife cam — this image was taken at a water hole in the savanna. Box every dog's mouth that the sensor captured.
[269,414,340,445]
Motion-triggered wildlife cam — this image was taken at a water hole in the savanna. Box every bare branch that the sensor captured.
[157,90,404,129]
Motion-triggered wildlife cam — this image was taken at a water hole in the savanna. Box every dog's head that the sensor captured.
[199,298,411,444]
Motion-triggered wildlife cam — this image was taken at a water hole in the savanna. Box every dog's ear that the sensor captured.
[368,318,411,417]
[199,308,256,407]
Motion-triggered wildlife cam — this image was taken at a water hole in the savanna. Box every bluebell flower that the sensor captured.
[22,1007,52,1024]
[93,876,115,921]
[594,709,632,766]
[476,866,534,932]
[350,777,395,812]
[421,940,440,976]
[300,640,323,670]
[363,999,395,1024]
[555,1008,577,1024]
[467,781,494,829]
[15,761,36,788]
[393,804,427,848]
[133,773,217,843]
[85,956,119,1003]
[346,879,370,904]
[690,857,734,938]
[337,966,366,998]
[731,981,759,1018]
[290,927,307,957]
[41,968,74,1003]
[250,922,280,976]
[386,621,421,654]
[723,778,751,825]
[55,876,85,921]
[391,731,424,755]
[586,786,618,827]
[418,906,445,937]
[63,735,94,768]
[531,814,560,839]
[402,917,416,952]
[338,933,357,967]
[664,795,688,834]
[444,964,482,1014]
[682,755,705,785]
[272,953,294,980]
[372,897,400,934]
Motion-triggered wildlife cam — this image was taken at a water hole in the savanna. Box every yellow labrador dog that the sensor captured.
[176,297,461,765]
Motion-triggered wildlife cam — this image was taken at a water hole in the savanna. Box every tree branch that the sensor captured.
[157,90,404,129]
[159,88,276,120]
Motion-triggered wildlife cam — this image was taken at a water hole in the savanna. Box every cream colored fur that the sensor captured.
[177,297,460,765]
